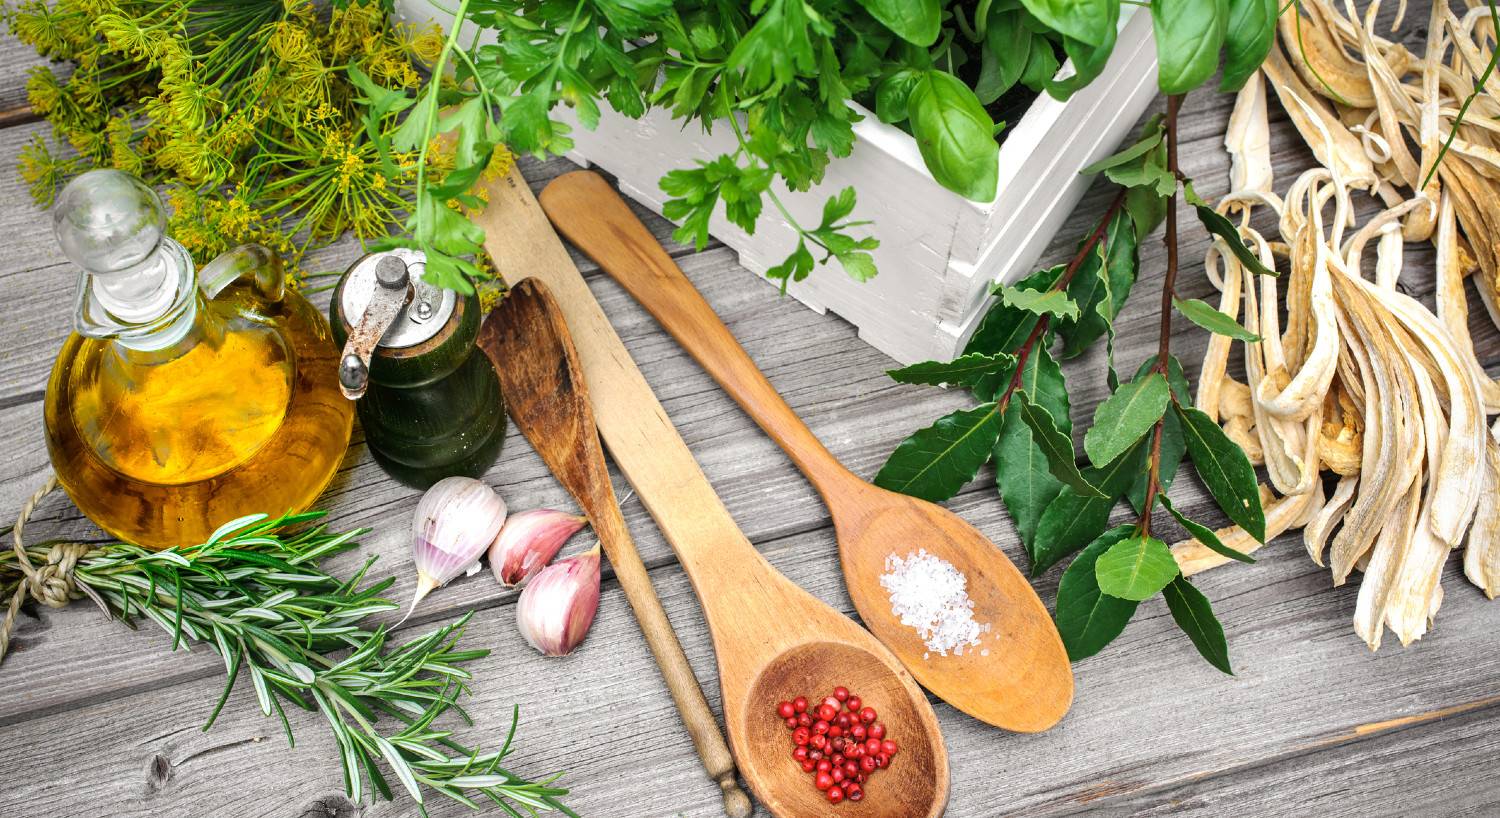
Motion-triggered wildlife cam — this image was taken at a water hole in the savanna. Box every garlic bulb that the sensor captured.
[403,476,508,624]
[489,509,588,586]
[515,547,601,656]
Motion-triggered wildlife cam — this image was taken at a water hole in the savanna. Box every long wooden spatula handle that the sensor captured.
[539,171,848,489]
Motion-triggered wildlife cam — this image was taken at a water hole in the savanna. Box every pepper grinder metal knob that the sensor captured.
[339,255,412,399]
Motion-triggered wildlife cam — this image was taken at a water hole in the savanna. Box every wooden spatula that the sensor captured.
[477,278,751,817]
[474,169,949,818]
[537,170,1074,732]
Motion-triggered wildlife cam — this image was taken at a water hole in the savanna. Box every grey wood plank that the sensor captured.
[4,479,1500,817]
[0,22,58,114]
[1068,696,1500,817]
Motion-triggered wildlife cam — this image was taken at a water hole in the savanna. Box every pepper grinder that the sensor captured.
[331,249,505,488]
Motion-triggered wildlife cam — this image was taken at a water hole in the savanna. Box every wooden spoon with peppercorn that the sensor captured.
[476,169,949,817]
[537,170,1074,734]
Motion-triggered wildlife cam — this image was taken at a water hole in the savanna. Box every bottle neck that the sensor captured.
[75,237,198,352]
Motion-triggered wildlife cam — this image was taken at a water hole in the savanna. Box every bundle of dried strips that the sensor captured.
[1175,1,1500,649]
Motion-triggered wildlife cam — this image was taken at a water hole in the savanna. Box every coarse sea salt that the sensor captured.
[878,549,990,659]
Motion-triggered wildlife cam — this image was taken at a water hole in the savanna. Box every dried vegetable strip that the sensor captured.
[1174,2,1500,648]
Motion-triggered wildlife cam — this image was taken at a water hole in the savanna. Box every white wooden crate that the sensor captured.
[395,3,1159,364]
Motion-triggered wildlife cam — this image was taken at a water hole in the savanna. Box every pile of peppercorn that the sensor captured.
[775,686,899,804]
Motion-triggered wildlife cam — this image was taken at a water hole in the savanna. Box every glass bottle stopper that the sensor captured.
[53,169,181,326]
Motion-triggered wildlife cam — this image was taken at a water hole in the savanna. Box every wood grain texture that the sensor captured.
[475,170,948,818]
[540,170,1072,733]
[479,278,750,817]
[0,23,1497,818]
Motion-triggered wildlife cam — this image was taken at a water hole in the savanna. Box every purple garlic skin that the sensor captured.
[490,509,588,586]
[402,476,508,625]
[516,549,601,656]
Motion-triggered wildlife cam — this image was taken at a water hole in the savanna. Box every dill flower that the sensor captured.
[8,1,72,58]
[24,67,64,116]
[18,134,80,206]
[408,24,446,65]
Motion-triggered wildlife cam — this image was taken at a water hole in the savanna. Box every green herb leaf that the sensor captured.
[1220,0,1278,92]
[854,0,942,46]
[874,403,1003,501]
[1175,403,1267,542]
[1185,182,1277,277]
[1151,0,1228,95]
[996,400,1065,555]
[1055,526,1140,660]
[1083,117,1164,174]
[1016,394,1105,498]
[1173,297,1260,341]
[1058,208,1138,358]
[1125,185,1169,240]
[1084,371,1170,468]
[998,284,1081,321]
[1021,0,1117,48]
[1160,494,1255,564]
[1162,576,1233,673]
[874,68,921,123]
[1096,532,1180,601]
[1030,438,1146,575]
[963,265,1063,378]
[887,352,1018,387]
[994,346,1071,552]
[980,10,1032,103]
[1046,4,1121,99]
[907,70,1000,201]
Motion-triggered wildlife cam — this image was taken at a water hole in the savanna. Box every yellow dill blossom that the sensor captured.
[106,116,143,175]
[18,134,81,205]
[94,13,155,60]
[66,127,105,162]
[329,2,382,60]
[24,67,66,116]
[483,143,517,180]
[408,24,445,65]
[9,1,72,58]
[163,80,218,132]
[267,21,317,69]
[477,277,505,314]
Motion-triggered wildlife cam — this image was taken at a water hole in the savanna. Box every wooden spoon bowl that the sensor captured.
[744,641,945,816]
[538,170,1074,732]
[472,168,949,817]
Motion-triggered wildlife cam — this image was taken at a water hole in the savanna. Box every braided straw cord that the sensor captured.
[1,474,95,665]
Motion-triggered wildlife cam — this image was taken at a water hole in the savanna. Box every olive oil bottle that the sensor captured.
[43,170,353,549]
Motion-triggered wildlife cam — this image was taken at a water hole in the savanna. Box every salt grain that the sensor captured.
[878,549,990,657]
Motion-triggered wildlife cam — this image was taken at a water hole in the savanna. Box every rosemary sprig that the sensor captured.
[1,512,572,816]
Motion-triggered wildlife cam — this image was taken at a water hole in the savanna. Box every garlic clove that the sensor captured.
[401,476,508,625]
[489,508,588,586]
[515,547,601,656]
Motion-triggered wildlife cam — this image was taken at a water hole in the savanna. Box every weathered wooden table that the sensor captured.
[2,29,1498,818]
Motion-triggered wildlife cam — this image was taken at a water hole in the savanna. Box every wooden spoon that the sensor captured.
[478,278,751,817]
[473,168,949,818]
[538,170,1074,732]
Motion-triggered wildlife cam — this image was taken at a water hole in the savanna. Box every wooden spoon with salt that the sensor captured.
[538,170,1074,732]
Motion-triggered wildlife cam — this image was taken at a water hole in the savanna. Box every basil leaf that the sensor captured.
[874,403,1003,501]
[1054,526,1140,660]
[874,68,920,123]
[887,352,1017,387]
[1160,494,1255,564]
[1220,0,1278,92]
[1175,403,1267,542]
[982,10,1032,101]
[855,0,942,46]
[1185,181,1277,277]
[1162,576,1233,674]
[1173,296,1260,341]
[996,400,1064,555]
[1016,394,1105,498]
[1084,371,1170,468]
[907,70,1000,201]
[1151,0,1228,95]
[1096,532,1179,601]
[1018,35,1062,89]
[998,284,1080,321]
[1020,0,1116,48]
[1046,3,1120,100]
